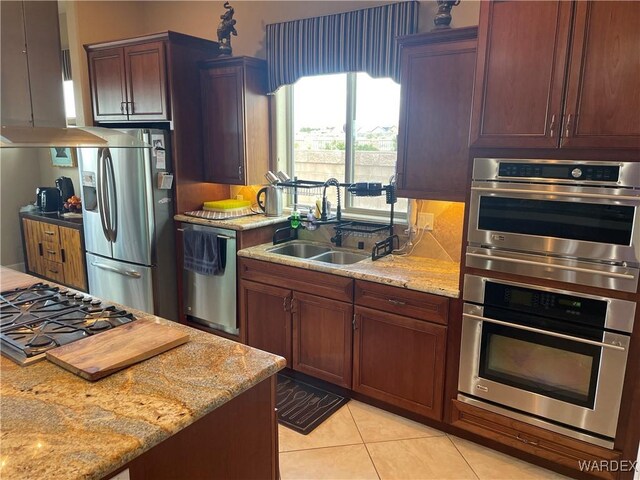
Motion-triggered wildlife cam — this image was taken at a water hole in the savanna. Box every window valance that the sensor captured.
[266,1,419,93]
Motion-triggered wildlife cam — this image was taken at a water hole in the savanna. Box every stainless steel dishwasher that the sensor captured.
[182,224,237,335]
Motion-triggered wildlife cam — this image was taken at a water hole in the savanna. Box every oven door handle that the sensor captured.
[471,186,640,202]
[465,253,635,280]
[463,313,626,351]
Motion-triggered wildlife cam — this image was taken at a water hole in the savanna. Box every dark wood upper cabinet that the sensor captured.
[471,0,639,151]
[124,41,169,121]
[88,41,168,122]
[86,32,224,213]
[562,1,640,149]
[85,32,180,123]
[88,47,128,122]
[396,27,477,201]
[470,1,572,149]
[200,57,270,185]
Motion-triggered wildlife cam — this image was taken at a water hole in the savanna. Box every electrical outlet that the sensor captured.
[418,212,434,231]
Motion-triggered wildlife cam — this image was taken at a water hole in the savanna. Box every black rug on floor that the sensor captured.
[276,374,349,435]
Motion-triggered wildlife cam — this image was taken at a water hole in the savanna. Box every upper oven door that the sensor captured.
[468,181,640,265]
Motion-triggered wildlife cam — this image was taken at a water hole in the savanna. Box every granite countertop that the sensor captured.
[20,209,83,228]
[238,241,460,298]
[174,213,288,231]
[0,268,286,480]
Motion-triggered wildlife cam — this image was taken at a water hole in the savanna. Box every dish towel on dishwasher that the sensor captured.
[183,229,221,276]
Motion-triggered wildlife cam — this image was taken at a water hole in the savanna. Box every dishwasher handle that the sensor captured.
[218,235,229,271]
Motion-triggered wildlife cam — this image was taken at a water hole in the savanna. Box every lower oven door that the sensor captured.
[459,303,630,440]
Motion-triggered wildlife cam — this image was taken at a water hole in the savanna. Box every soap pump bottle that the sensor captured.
[290,209,301,229]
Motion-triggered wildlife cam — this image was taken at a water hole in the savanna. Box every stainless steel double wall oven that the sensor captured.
[459,158,640,448]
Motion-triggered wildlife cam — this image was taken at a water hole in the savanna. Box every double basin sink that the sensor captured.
[267,241,369,265]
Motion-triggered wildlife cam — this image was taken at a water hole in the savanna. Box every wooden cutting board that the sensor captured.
[46,319,189,381]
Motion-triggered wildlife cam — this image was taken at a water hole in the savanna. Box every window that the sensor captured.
[63,80,76,124]
[285,72,407,217]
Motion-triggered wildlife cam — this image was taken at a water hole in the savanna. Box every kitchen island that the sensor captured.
[0,267,286,480]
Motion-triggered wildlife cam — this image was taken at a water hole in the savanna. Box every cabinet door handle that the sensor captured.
[549,114,556,138]
[352,314,358,330]
[283,296,289,312]
[61,248,66,263]
[46,249,56,256]
[128,101,134,114]
[38,243,43,256]
[48,268,59,274]
[564,113,574,138]
[388,298,406,306]
[238,165,243,179]
[44,230,55,236]
[120,102,126,114]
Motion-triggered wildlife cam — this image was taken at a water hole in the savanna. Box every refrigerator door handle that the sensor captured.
[91,261,142,278]
[104,148,118,242]
[97,148,111,242]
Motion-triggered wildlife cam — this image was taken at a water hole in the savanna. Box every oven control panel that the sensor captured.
[498,163,619,182]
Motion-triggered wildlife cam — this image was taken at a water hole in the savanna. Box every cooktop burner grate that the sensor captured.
[0,283,137,365]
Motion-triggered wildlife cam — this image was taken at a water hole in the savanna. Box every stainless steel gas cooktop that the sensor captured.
[0,283,136,366]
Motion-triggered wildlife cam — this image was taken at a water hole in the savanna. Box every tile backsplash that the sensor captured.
[408,200,465,263]
[230,185,262,205]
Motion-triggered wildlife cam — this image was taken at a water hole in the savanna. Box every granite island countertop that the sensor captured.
[0,267,286,480]
[174,212,288,231]
[238,241,460,298]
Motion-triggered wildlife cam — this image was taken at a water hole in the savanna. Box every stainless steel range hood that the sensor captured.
[0,126,151,148]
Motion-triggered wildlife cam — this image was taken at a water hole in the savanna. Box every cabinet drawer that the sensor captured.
[42,244,62,262]
[43,260,65,283]
[39,224,60,245]
[451,400,621,480]
[239,258,353,303]
[354,280,449,325]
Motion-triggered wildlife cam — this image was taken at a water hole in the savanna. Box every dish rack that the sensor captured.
[273,177,399,260]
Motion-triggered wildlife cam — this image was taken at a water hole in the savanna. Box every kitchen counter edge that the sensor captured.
[237,243,460,299]
[174,213,288,231]
[0,267,286,480]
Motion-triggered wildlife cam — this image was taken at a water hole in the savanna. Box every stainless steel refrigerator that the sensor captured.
[78,128,177,320]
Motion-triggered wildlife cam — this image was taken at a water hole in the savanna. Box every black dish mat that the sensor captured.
[277,374,349,435]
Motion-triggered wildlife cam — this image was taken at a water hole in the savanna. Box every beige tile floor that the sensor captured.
[279,400,568,480]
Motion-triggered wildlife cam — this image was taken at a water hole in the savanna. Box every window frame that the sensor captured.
[281,72,405,220]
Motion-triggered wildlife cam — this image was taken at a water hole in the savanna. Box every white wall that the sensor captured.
[0,149,46,266]
[0,147,80,267]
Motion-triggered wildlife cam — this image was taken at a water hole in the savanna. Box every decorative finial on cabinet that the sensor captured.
[433,0,461,30]
[217,2,237,56]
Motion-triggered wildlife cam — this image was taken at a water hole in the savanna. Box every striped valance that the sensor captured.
[266,1,418,93]
[62,49,72,81]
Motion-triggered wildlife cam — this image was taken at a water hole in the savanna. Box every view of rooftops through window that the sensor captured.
[292,73,407,215]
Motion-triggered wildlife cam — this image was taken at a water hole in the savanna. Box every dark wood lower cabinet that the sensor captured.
[292,292,353,388]
[110,376,278,480]
[353,306,447,421]
[241,280,292,367]
[451,399,622,480]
